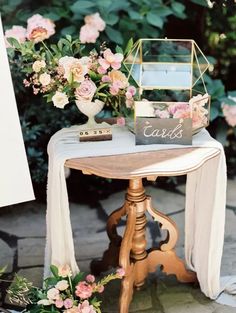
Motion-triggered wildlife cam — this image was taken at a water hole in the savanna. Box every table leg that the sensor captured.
[90,204,127,275]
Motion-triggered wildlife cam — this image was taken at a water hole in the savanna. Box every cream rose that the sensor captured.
[55,280,69,291]
[32,60,46,73]
[52,91,69,109]
[59,56,88,82]
[47,288,60,300]
[75,80,97,101]
[39,73,51,86]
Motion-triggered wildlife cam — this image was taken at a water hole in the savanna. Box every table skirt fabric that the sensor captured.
[46,125,236,306]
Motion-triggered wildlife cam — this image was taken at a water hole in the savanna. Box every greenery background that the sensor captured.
[1,0,236,199]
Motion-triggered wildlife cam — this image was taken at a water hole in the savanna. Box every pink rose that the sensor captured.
[5,25,26,48]
[26,14,55,42]
[222,104,236,127]
[168,102,189,116]
[79,24,99,44]
[75,80,97,101]
[64,298,74,309]
[84,13,106,32]
[77,300,96,313]
[155,109,170,119]
[86,274,95,283]
[75,281,93,299]
[55,299,64,308]
[127,86,136,96]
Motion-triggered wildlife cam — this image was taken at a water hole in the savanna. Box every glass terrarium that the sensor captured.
[124,38,210,134]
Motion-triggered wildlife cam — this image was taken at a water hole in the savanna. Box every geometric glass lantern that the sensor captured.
[124,38,211,134]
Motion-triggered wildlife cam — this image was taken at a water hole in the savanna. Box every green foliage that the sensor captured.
[2,0,236,187]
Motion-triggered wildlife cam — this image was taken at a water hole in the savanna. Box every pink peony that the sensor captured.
[77,300,96,313]
[86,274,95,283]
[26,14,55,43]
[75,281,93,299]
[79,24,99,44]
[75,79,97,101]
[64,298,74,309]
[98,49,123,70]
[5,25,26,48]
[222,104,236,127]
[84,13,106,32]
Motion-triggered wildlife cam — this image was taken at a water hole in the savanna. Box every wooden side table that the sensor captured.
[65,147,220,313]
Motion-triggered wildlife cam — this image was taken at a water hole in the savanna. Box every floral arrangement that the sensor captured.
[153,93,209,130]
[5,13,136,118]
[6,264,125,313]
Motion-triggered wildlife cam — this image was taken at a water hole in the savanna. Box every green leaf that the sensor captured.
[97,0,112,8]
[124,38,133,56]
[50,265,59,278]
[155,6,173,17]
[115,45,123,54]
[105,26,123,45]
[103,13,119,25]
[219,97,236,106]
[171,2,185,14]
[6,37,21,49]
[72,272,84,285]
[146,12,164,28]
[44,12,61,21]
[210,105,220,121]
[61,26,77,36]
[191,0,209,7]
[66,35,72,42]
[128,10,143,20]
[70,1,96,13]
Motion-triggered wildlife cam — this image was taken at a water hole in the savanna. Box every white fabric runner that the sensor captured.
[45,125,236,306]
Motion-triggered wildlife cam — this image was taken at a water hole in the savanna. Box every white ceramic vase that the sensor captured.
[75,99,105,129]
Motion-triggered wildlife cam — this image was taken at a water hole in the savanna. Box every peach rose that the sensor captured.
[58,264,72,277]
[84,13,105,32]
[108,70,128,89]
[59,56,88,83]
[26,14,55,43]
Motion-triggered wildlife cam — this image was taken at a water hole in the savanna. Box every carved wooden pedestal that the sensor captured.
[92,178,197,313]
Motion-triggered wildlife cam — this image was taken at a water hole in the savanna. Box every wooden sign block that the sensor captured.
[135,117,192,145]
[79,127,112,142]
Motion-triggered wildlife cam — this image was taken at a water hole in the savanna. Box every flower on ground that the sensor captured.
[58,264,72,277]
[26,14,55,43]
[75,281,93,299]
[64,298,74,309]
[52,91,69,109]
[5,25,26,47]
[55,279,69,291]
[47,287,60,300]
[75,79,97,101]
[77,300,96,313]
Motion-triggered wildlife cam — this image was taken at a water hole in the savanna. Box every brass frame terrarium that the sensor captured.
[124,38,211,134]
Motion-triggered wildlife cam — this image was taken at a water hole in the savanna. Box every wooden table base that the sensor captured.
[91,178,197,313]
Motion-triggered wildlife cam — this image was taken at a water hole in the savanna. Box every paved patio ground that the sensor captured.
[0,177,236,312]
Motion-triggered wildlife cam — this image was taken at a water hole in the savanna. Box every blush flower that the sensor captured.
[75,79,97,101]
[5,25,26,48]
[168,102,189,115]
[59,56,88,82]
[64,298,74,309]
[99,49,123,70]
[155,109,170,119]
[77,300,96,313]
[58,264,72,277]
[108,70,128,89]
[52,91,69,109]
[47,287,60,300]
[75,281,93,299]
[86,274,95,283]
[55,299,64,308]
[26,14,55,43]
[32,60,46,73]
[55,280,69,291]
[79,24,99,44]
[222,104,236,127]
[39,73,51,86]
[84,13,106,32]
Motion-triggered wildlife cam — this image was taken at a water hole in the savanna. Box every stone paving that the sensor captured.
[0,177,236,312]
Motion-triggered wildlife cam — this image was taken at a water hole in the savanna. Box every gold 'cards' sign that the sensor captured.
[135,101,192,145]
